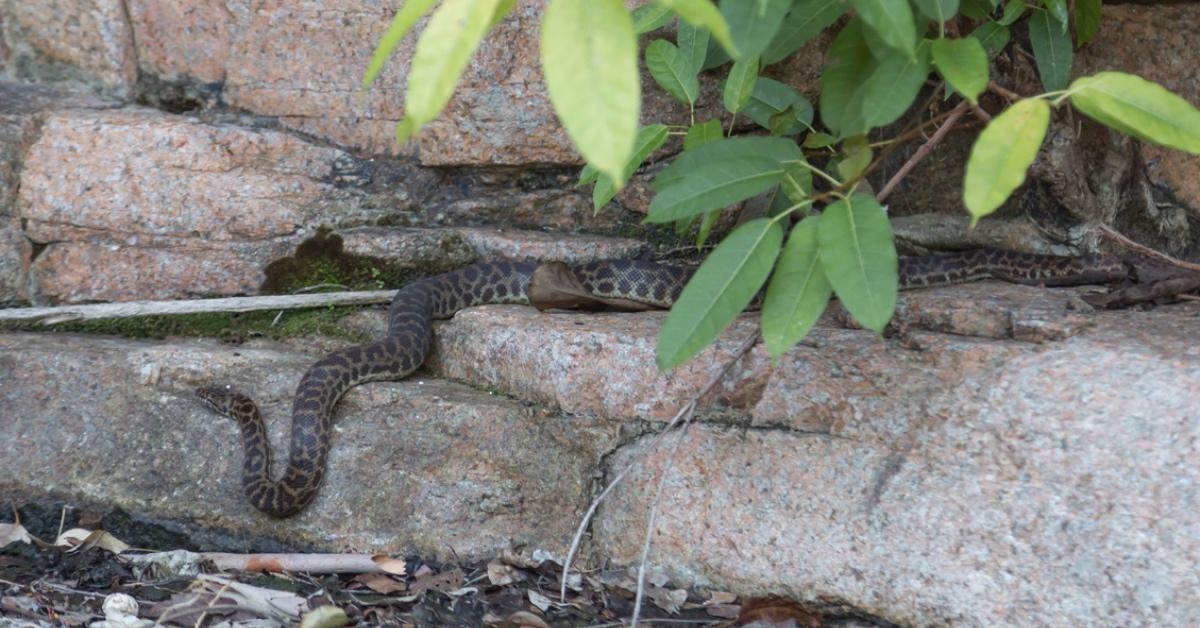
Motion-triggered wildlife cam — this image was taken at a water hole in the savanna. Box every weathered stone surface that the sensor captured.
[0,332,621,555]
[0,82,119,304]
[594,306,1200,626]
[16,107,377,302]
[127,0,231,84]
[1077,4,1200,212]
[336,226,477,270]
[0,0,136,96]
[454,227,651,263]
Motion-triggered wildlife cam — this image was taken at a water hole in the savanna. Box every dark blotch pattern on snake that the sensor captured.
[196,251,1128,517]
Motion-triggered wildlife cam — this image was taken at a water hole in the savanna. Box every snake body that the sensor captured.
[197,251,1128,517]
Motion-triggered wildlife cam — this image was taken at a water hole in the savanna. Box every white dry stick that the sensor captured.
[558,332,761,614]
[201,552,390,574]
[0,290,397,325]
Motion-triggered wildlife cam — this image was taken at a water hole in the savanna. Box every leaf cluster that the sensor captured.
[362,0,1200,370]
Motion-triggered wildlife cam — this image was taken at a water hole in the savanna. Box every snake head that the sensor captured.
[195,383,244,415]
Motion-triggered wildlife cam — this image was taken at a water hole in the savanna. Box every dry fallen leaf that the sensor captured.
[351,573,407,595]
[298,604,349,628]
[0,522,32,547]
[705,603,741,619]
[738,597,824,627]
[527,590,553,612]
[370,554,407,576]
[647,587,688,614]
[487,560,527,586]
[55,528,129,554]
[410,568,465,595]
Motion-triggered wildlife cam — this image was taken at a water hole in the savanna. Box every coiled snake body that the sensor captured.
[197,251,1127,517]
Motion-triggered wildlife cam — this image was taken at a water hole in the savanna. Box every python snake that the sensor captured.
[197,250,1128,517]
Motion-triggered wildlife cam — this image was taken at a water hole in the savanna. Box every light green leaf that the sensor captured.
[1044,0,1068,30]
[647,156,785,222]
[781,159,813,203]
[488,0,517,28]
[964,98,1050,222]
[632,3,673,34]
[1069,72,1200,155]
[647,40,701,105]
[542,0,640,183]
[578,163,600,187]
[743,78,814,135]
[762,216,832,358]
[819,18,874,137]
[970,22,1010,57]
[655,0,737,57]
[405,0,503,133]
[656,218,783,369]
[677,22,710,73]
[817,193,897,334]
[654,136,802,191]
[913,0,959,23]
[762,0,848,65]
[696,209,720,247]
[684,119,724,150]
[862,39,931,128]
[723,56,759,114]
[997,0,1025,25]
[803,131,836,148]
[931,37,989,104]
[1073,0,1102,47]
[835,140,872,181]
[362,0,438,89]
[591,124,670,210]
[853,0,917,57]
[722,0,792,61]
[1028,8,1072,91]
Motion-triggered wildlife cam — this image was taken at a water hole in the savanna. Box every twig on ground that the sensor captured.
[0,290,396,325]
[988,80,1022,102]
[877,101,971,203]
[200,552,389,574]
[558,333,760,621]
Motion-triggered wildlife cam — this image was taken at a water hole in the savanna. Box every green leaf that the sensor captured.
[862,39,931,128]
[743,78,814,135]
[696,209,720,247]
[646,40,701,105]
[654,136,802,191]
[1069,72,1200,155]
[578,163,600,187]
[853,0,917,57]
[632,3,674,34]
[835,140,872,181]
[997,0,1025,26]
[816,193,897,334]
[722,0,792,61]
[959,0,997,20]
[781,159,813,203]
[655,0,737,57]
[803,131,836,148]
[762,216,832,358]
[931,37,989,104]
[1044,0,1068,30]
[964,98,1050,222]
[591,124,670,210]
[684,119,724,150]
[542,0,640,183]
[405,0,504,133]
[913,0,959,24]
[1073,0,1102,47]
[970,22,1010,58]
[819,18,874,137]
[647,156,785,222]
[677,22,710,73]
[362,0,438,89]
[762,0,848,65]
[656,218,783,369]
[723,56,759,114]
[488,0,517,28]
[1028,8,1072,91]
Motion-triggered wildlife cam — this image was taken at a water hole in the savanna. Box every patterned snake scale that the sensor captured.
[196,250,1128,517]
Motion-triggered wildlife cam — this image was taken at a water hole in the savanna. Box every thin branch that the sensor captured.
[877,100,970,203]
[0,290,396,325]
[988,80,1022,102]
[201,552,390,574]
[1096,225,1200,273]
[559,332,760,606]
